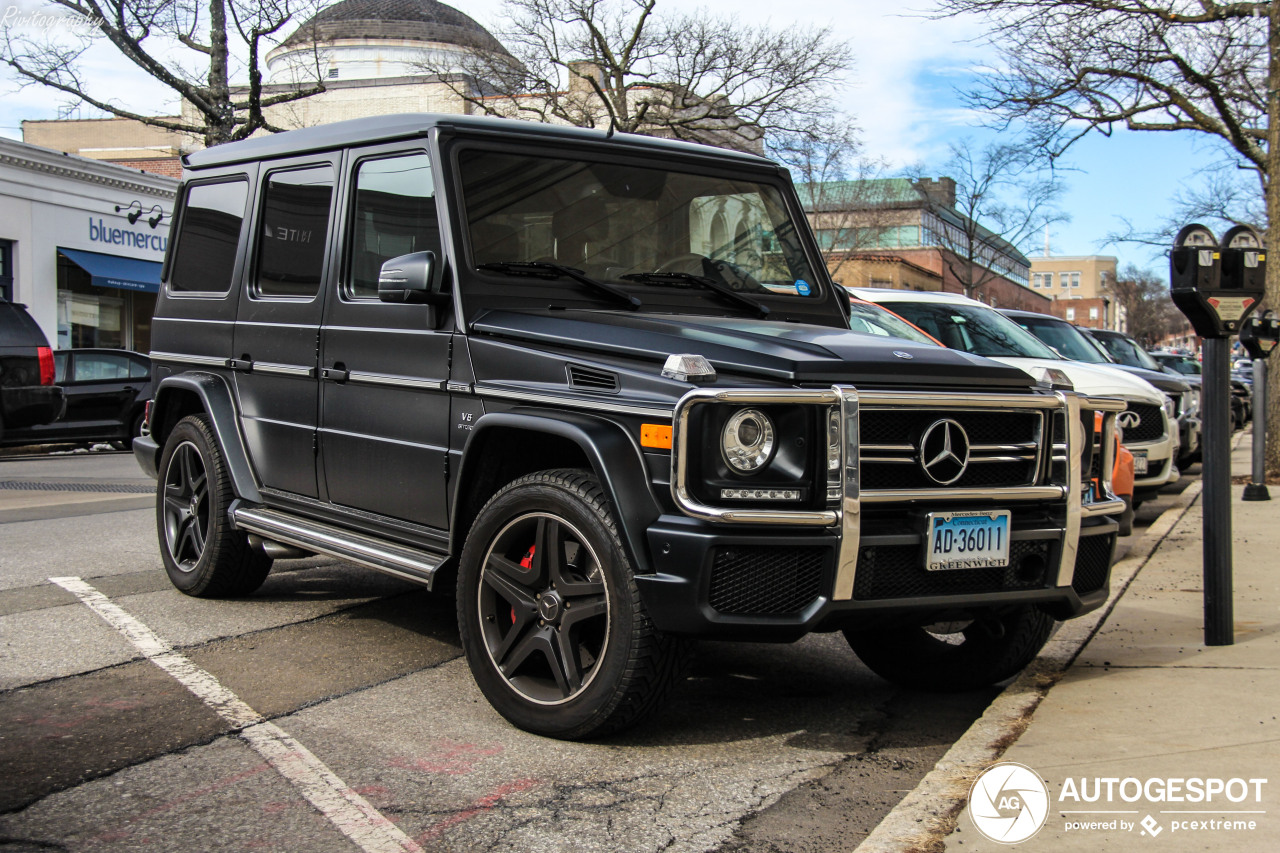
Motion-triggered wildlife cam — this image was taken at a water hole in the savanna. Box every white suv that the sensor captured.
[851,289,1180,500]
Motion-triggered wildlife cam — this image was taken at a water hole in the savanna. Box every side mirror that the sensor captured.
[378,251,449,305]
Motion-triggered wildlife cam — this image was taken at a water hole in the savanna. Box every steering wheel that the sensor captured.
[655,253,712,275]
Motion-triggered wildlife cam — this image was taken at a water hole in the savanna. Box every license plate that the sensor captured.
[1132,452,1148,475]
[926,510,1011,571]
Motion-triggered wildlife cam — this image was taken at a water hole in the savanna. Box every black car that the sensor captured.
[0,300,64,442]
[1148,350,1251,430]
[1,348,152,448]
[134,113,1126,739]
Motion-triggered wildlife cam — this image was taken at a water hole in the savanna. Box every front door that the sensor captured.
[232,158,339,499]
[318,146,453,528]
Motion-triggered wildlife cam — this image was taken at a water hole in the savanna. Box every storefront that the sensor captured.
[0,137,176,353]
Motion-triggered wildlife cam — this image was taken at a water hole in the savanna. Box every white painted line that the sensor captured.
[50,576,426,853]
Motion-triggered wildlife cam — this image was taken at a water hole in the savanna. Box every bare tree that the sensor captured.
[2,0,326,147]
[767,117,897,282]
[906,138,1067,300]
[419,0,852,152]
[1112,264,1186,346]
[933,0,1280,474]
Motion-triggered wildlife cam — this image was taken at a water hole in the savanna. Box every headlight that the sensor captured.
[722,408,775,473]
[1187,388,1200,413]
[1163,396,1176,419]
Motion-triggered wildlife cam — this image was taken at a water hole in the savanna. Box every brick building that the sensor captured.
[1027,254,1125,330]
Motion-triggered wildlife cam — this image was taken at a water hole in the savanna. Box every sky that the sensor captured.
[0,0,1233,270]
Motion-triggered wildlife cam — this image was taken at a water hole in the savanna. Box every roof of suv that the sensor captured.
[0,301,50,350]
[185,113,777,170]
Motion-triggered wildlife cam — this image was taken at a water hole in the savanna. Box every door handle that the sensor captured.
[321,364,349,382]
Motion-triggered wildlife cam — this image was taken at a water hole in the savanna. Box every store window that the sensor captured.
[55,252,157,352]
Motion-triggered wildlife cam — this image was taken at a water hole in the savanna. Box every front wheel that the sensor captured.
[156,414,271,597]
[457,469,689,739]
[845,606,1055,692]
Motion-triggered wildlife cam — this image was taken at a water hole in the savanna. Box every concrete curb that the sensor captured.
[851,470,1212,853]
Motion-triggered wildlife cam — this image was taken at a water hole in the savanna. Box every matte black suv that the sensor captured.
[135,114,1125,739]
[0,300,64,441]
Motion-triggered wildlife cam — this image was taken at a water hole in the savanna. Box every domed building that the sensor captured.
[266,0,509,84]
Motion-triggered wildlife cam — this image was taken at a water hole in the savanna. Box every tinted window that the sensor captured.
[256,166,334,298]
[347,153,438,299]
[170,180,248,293]
[1093,333,1163,370]
[72,352,131,381]
[1011,315,1111,364]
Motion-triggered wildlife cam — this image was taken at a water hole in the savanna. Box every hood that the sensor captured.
[470,309,1035,389]
[991,357,1165,403]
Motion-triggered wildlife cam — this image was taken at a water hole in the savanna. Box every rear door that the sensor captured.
[61,351,138,434]
[232,157,339,499]
[317,144,452,527]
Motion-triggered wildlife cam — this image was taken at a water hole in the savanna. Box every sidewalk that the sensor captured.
[943,429,1280,851]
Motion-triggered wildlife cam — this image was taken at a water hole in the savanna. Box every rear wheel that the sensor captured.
[157,414,271,597]
[845,606,1055,692]
[457,469,689,739]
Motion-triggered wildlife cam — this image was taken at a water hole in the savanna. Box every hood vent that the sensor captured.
[567,364,620,393]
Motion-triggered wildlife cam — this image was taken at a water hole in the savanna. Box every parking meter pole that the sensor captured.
[1202,337,1234,646]
[1243,360,1270,501]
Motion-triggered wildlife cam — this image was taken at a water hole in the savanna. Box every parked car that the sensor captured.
[851,289,1179,507]
[1003,314,1199,470]
[0,300,64,442]
[134,114,1126,739]
[0,348,152,448]
[1148,348,1249,431]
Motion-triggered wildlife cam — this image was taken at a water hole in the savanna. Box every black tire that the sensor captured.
[845,606,1055,692]
[457,469,690,739]
[157,414,271,597]
[1117,496,1134,538]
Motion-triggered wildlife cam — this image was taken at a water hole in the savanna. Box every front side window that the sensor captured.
[346,153,438,299]
[256,166,334,298]
[169,180,248,294]
[460,149,819,304]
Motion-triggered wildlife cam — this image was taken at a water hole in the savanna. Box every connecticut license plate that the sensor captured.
[925,510,1011,571]
[1132,452,1149,475]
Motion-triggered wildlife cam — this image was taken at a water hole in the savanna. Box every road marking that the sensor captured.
[49,576,426,853]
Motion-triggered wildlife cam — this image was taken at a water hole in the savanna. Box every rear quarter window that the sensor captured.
[169,179,249,294]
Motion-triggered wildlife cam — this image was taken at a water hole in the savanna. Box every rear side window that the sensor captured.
[170,180,249,293]
[256,166,334,299]
[347,153,438,299]
[71,352,132,381]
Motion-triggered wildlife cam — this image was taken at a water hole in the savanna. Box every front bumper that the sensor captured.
[642,385,1125,639]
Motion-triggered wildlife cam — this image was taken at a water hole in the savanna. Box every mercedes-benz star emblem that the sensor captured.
[892,350,914,359]
[919,418,970,485]
[1117,410,1142,429]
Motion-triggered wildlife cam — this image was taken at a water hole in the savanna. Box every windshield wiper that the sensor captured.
[477,261,641,310]
[620,271,770,319]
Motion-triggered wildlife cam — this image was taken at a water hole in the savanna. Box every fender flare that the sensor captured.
[450,410,663,573]
[149,372,261,503]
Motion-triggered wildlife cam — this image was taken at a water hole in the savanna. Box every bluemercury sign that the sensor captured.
[89,218,168,253]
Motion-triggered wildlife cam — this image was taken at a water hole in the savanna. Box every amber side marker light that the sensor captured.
[641,424,673,449]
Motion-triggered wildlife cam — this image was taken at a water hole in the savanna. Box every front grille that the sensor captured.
[1072,534,1114,595]
[1123,403,1165,443]
[860,409,1041,490]
[708,546,825,615]
[852,538,1053,600]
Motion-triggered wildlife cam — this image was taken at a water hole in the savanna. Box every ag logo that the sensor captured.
[968,762,1050,844]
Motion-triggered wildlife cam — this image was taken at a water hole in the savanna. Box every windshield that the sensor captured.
[876,301,1059,359]
[847,301,939,345]
[459,149,819,302]
[1009,315,1112,364]
[1154,354,1201,375]
[1093,333,1163,370]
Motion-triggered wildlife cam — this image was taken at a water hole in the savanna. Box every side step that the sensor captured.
[232,505,449,590]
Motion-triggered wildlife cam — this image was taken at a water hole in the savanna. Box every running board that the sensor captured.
[232,506,449,590]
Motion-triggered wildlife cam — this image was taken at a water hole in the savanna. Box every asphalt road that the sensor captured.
[0,448,1194,852]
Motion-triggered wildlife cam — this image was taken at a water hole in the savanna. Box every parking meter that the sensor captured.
[1239,309,1278,361]
[1170,224,1265,337]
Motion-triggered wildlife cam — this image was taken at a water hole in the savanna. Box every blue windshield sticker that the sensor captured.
[795,279,811,296]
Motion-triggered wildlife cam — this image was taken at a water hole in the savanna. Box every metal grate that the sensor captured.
[852,539,1053,600]
[861,410,1039,447]
[566,364,619,392]
[708,546,825,615]
[1122,403,1165,443]
[1072,534,1114,595]
[0,480,155,494]
[860,460,1032,491]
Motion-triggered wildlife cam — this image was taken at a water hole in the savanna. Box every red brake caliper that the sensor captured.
[513,545,536,625]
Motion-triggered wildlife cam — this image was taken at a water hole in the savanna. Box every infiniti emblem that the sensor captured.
[1117,410,1142,429]
[919,419,970,485]
[892,350,914,359]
